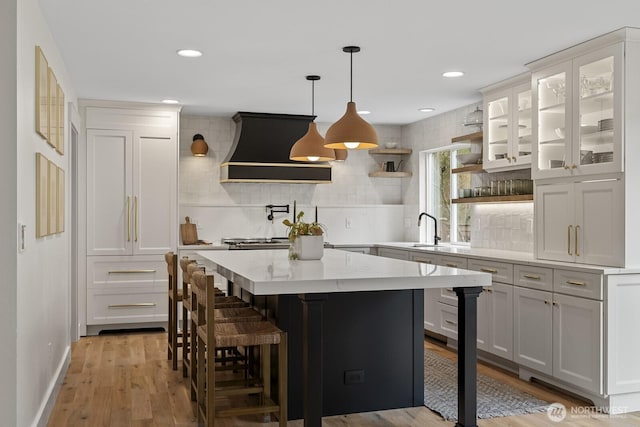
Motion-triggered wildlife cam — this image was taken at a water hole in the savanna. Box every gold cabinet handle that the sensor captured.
[575,225,580,257]
[566,280,586,286]
[568,225,573,255]
[552,301,558,306]
[563,165,570,170]
[127,196,131,242]
[108,269,156,274]
[108,303,156,308]
[134,196,139,242]
[511,156,517,162]
[480,267,498,274]
[444,319,457,326]
[486,288,493,293]
[445,263,458,268]
[415,258,432,264]
[572,164,577,169]
[524,274,541,280]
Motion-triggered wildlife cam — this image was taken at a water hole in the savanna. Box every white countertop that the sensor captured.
[197,248,491,295]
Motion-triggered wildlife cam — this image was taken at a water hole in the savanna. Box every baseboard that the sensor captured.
[86,321,167,336]
[33,345,71,427]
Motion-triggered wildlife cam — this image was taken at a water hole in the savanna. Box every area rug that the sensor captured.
[424,349,549,421]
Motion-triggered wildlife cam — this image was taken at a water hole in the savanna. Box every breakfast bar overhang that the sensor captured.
[197,249,491,427]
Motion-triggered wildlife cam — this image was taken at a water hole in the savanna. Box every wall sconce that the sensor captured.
[191,133,209,157]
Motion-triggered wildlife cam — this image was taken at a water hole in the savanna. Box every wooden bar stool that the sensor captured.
[181,259,232,378]
[165,252,183,371]
[192,270,287,426]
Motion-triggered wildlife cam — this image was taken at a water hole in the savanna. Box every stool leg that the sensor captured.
[182,304,189,377]
[197,333,205,424]
[167,296,172,360]
[171,299,178,371]
[279,333,287,427]
[190,316,197,401]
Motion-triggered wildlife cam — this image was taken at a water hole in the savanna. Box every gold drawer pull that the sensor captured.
[108,303,156,308]
[445,263,458,268]
[480,267,498,274]
[567,280,586,286]
[416,258,432,264]
[444,320,457,326]
[486,288,493,293]
[524,274,541,280]
[108,269,157,274]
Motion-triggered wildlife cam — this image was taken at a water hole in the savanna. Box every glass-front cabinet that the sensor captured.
[483,79,532,171]
[532,43,622,179]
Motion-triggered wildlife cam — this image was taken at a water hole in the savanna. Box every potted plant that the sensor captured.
[283,211,326,260]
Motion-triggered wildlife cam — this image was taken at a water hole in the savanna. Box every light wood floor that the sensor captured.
[48,331,640,426]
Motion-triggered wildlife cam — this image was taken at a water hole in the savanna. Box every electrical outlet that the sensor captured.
[344,369,364,384]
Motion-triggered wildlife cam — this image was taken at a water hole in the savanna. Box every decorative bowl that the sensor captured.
[384,142,399,149]
[456,153,482,165]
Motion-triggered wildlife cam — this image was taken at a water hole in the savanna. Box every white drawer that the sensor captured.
[87,287,168,325]
[468,258,514,284]
[553,269,603,300]
[410,252,439,265]
[438,302,458,340]
[87,256,167,291]
[438,255,468,269]
[438,287,459,306]
[514,264,553,292]
[377,248,409,260]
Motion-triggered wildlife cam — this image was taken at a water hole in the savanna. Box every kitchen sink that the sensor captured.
[412,243,438,248]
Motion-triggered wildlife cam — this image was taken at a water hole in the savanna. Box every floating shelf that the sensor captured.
[451,131,483,144]
[452,164,484,174]
[368,171,412,178]
[368,148,412,155]
[452,194,533,204]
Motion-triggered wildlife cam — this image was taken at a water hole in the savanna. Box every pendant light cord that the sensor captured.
[349,50,353,102]
[311,79,315,116]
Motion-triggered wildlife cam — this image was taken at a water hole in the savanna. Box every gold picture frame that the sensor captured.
[48,159,58,235]
[48,68,58,149]
[56,84,65,155]
[35,46,49,141]
[57,167,65,233]
[36,153,49,238]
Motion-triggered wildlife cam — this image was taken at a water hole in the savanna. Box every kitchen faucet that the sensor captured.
[418,212,441,245]
[266,204,290,222]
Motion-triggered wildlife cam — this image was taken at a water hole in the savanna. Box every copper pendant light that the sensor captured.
[324,46,378,150]
[191,133,209,156]
[290,75,336,162]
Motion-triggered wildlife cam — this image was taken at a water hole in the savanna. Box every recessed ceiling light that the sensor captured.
[162,99,179,104]
[176,49,202,58]
[419,107,435,113]
[358,110,371,115]
[442,71,464,78]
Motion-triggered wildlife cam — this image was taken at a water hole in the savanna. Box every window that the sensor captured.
[421,146,472,244]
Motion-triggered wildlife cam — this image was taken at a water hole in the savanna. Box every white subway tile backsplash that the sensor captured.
[471,203,534,253]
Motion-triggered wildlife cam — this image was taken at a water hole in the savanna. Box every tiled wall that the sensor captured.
[470,202,534,252]
[179,115,407,243]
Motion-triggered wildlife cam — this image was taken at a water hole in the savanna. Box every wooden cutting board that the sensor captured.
[180,216,198,245]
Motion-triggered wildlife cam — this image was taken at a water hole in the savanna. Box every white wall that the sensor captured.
[179,115,407,243]
[0,1,18,425]
[16,0,77,425]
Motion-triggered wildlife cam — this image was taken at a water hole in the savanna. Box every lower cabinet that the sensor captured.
[484,283,514,360]
[514,286,603,394]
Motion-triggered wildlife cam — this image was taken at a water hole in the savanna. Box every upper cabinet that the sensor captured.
[481,75,532,172]
[531,43,623,179]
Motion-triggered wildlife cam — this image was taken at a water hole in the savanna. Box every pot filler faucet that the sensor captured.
[418,212,442,245]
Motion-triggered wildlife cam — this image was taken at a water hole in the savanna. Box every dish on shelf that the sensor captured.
[555,127,565,139]
[592,151,613,163]
[456,153,482,165]
[384,142,399,149]
[598,118,613,131]
[549,159,564,168]
[495,153,507,160]
[519,151,531,156]
[580,150,593,164]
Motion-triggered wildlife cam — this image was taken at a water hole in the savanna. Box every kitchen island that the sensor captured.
[197,249,491,427]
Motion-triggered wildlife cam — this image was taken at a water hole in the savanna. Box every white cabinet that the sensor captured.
[377,247,409,260]
[532,43,623,179]
[87,128,177,256]
[482,77,532,171]
[82,102,180,331]
[514,286,553,374]
[535,179,623,266]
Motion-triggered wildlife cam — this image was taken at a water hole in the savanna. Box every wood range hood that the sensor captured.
[220,112,332,183]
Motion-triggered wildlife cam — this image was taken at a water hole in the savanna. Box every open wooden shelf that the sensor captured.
[369,148,412,155]
[452,164,484,174]
[368,171,412,178]
[451,131,483,144]
[452,194,533,204]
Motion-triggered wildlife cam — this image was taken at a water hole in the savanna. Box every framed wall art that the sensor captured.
[56,84,65,155]
[48,159,58,235]
[36,153,49,238]
[56,166,65,233]
[35,46,49,141]
[48,68,58,149]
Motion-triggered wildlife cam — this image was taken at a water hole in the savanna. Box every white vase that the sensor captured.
[293,235,324,260]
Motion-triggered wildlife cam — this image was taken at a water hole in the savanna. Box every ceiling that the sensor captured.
[39,0,640,125]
